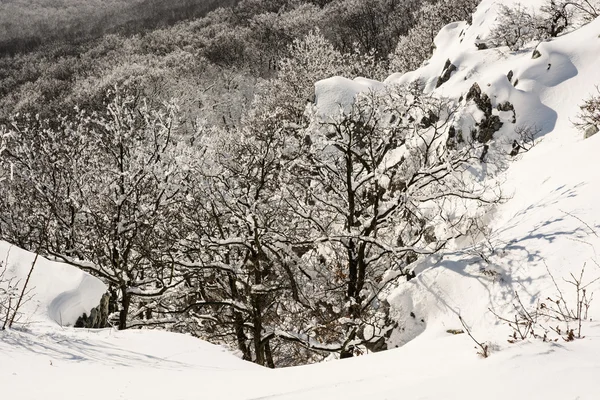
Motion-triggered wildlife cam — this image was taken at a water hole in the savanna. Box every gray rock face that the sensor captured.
[436,59,458,88]
[74,292,110,328]
[497,101,514,112]
[507,70,514,83]
[447,125,458,150]
[497,101,516,123]
[466,82,504,144]
[585,125,599,139]
[476,115,503,143]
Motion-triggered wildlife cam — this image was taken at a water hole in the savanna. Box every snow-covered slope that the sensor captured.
[0,243,265,399]
[3,1,600,398]
[385,0,600,347]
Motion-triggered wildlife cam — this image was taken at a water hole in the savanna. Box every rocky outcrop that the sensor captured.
[497,100,516,123]
[74,292,110,328]
[436,59,458,88]
[466,82,504,145]
[446,125,459,150]
[585,125,599,139]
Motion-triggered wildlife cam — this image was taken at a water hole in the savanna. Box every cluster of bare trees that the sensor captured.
[0,0,506,367]
[0,70,499,365]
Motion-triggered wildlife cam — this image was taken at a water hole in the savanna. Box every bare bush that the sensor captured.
[459,315,490,358]
[491,262,599,343]
[509,124,541,156]
[0,247,36,330]
[0,259,19,330]
[574,86,600,135]
[540,262,598,339]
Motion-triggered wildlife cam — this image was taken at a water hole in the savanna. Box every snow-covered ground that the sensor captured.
[3,0,600,398]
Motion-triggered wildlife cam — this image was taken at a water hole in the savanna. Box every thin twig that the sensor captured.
[8,252,38,328]
[459,315,489,358]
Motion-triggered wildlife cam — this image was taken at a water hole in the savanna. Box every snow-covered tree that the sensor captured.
[253,29,386,127]
[281,85,498,356]
[488,3,538,50]
[388,24,435,74]
[389,0,479,74]
[0,88,190,329]
[163,104,310,366]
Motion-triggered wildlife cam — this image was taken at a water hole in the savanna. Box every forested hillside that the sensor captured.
[0,0,478,125]
[0,0,239,55]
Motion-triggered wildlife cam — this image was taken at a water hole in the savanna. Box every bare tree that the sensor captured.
[168,113,312,367]
[574,86,600,136]
[282,85,500,357]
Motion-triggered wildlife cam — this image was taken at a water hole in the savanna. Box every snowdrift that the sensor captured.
[0,242,263,399]
[0,241,106,327]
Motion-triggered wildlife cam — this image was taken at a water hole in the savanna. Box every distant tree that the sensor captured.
[388,0,479,74]
[322,0,419,60]
[538,0,573,37]
[487,1,597,50]
[254,29,385,127]
[575,86,600,133]
[488,3,538,51]
[564,0,599,21]
[536,0,599,37]
[388,24,435,74]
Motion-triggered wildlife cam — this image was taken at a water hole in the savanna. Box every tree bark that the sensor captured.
[119,287,130,330]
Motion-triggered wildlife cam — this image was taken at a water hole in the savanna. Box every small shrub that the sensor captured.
[491,262,599,343]
[0,248,37,330]
[459,315,490,358]
[575,87,600,133]
[509,124,541,156]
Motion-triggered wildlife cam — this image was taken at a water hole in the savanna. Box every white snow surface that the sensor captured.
[3,1,600,398]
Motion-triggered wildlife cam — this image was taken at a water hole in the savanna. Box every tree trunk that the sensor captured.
[264,339,275,368]
[234,310,251,361]
[252,303,264,366]
[119,287,130,330]
[347,240,358,301]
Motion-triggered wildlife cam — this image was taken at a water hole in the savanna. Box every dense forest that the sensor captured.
[3,0,596,368]
[0,0,480,125]
[0,0,240,55]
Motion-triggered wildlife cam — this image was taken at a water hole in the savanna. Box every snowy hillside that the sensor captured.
[3,0,600,398]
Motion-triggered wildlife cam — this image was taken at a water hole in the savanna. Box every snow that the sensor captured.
[4,1,600,398]
[314,76,384,117]
[0,241,106,327]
